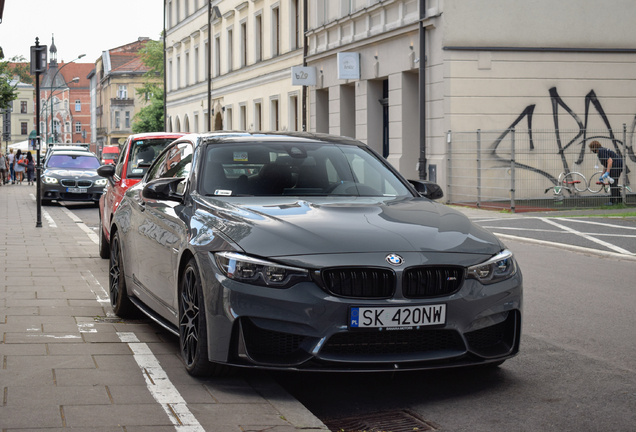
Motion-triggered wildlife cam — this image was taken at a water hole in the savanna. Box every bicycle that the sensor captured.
[544,171,588,197]
[587,171,633,194]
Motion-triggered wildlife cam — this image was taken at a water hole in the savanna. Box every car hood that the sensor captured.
[195,196,503,257]
[43,168,100,178]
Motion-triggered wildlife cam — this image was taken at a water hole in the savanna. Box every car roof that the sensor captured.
[48,150,97,157]
[128,132,186,141]
[181,131,364,147]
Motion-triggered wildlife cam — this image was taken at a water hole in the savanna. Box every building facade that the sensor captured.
[3,79,35,149]
[39,40,93,146]
[95,38,157,146]
[165,0,305,134]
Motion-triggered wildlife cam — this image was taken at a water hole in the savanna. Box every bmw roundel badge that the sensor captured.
[385,253,404,266]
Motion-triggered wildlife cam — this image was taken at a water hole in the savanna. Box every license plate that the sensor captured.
[349,304,446,329]
[66,187,88,193]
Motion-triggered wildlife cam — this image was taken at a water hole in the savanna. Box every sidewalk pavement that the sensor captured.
[0,183,328,432]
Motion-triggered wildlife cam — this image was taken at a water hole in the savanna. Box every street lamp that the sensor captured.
[47,76,79,144]
[47,53,85,143]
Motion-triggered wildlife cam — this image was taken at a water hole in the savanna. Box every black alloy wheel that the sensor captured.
[98,212,110,259]
[108,231,136,317]
[179,257,232,377]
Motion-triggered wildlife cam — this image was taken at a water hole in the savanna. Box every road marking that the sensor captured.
[60,207,99,244]
[30,194,57,228]
[538,217,634,255]
[82,271,116,318]
[554,217,636,231]
[495,233,636,262]
[481,225,636,238]
[117,332,205,432]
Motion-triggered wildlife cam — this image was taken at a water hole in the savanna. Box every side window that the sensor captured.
[147,142,194,194]
[114,142,127,178]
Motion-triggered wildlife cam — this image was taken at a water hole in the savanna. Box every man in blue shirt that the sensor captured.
[589,140,623,204]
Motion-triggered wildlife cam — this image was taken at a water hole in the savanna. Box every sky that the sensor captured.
[0,0,163,64]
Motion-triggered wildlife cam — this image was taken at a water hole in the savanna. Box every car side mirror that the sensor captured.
[97,164,116,185]
[142,177,185,202]
[408,180,444,200]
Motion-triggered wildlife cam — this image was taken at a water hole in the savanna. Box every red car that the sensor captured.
[97,132,185,258]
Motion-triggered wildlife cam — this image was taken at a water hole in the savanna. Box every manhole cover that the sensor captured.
[324,409,438,432]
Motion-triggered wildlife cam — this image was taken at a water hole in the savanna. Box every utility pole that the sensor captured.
[31,38,47,228]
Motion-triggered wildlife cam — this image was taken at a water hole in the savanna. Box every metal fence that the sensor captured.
[447,128,636,211]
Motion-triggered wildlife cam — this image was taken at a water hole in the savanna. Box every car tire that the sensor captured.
[98,213,110,259]
[108,230,136,318]
[179,257,232,377]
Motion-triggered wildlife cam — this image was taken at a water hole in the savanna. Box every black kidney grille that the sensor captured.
[402,267,464,298]
[77,180,92,187]
[321,329,464,355]
[241,318,305,357]
[322,268,395,298]
[60,179,76,187]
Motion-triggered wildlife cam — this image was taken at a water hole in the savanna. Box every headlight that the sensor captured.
[467,249,517,284]
[43,176,58,184]
[214,252,310,288]
[95,178,108,186]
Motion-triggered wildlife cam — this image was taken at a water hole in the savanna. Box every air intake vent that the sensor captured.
[322,329,464,355]
[321,268,395,298]
[402,266,464,298]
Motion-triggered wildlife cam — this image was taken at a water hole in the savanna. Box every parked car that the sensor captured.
[103,132,522,377]
[101,145,120,165]
[97,132,185,258]
[41,149,106,205]
[44,144,93,164]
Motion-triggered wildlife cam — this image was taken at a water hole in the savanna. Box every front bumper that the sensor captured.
[198,251,523,371]
[42,183,103,202]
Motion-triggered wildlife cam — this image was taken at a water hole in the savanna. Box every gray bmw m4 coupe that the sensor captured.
[104,132,522,376]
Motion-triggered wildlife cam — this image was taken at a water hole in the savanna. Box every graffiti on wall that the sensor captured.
[490,87,636,185]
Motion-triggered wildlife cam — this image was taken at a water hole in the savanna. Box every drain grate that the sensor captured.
[324,409,438,432]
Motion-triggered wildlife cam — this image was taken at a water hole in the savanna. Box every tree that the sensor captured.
[132,39,165,133]
[0,55,33,110]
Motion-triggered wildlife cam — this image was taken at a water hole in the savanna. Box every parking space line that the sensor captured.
[30,194,57,228]
[60,207,99,244]
[538,217,635,255]
[554,217,636,231]
[481,225,636,238]
[117,332,205,432]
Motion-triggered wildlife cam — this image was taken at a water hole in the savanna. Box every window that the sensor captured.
[115,111,120,129]
[64,100,69,110]
[176,0,180,22]
[177,56,181,88]
[185,51,190,86]
[241,22,247,67]
[194,113,199,133]
[75,121,82,133]
[271,99,279,131]
[204,40,209,79]
[194,46,199,82]
[75,100,81,111]
[254,102,262,131]
[227,29,233,72]
[167,0,172,27]
[290,95,298,131]
[255,14,263,62]
[168,59,173,91]
[21,122,28,135]
[185,0,189,16]
[20,101,27,113]
[146,142,193,194]
[240,104,247,130]
[272,7,280,57]
[125,112,130,129]
[291,0,300,50]
[65,122,71,133]
[214,36,221,76]
[118,85,128,99]
[226,108,233,130]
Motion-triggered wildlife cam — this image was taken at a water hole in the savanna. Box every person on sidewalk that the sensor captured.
[7,148,15,184]
[0,150,8,185]
[13,149,25,184]
[26,151,35,186]
[589,140,624,205]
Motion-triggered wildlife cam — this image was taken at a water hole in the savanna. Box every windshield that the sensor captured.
[200,142,413,197]
[47,154,101,169]
[127,138,176,178]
